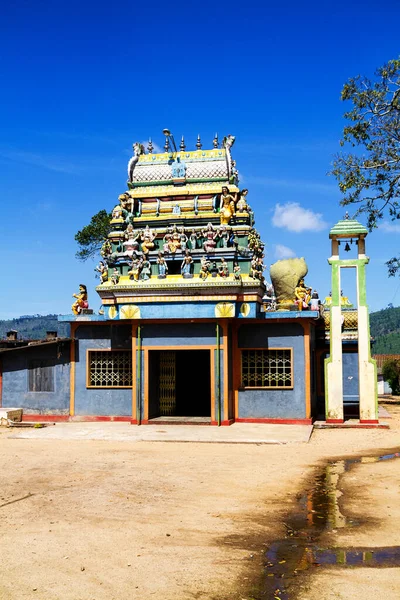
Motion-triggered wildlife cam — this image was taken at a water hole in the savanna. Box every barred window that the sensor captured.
[88,351,132,387]
[241,349,293,388]
[28,360,54,392]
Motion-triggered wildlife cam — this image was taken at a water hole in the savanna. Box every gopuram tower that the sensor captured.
[96,132,266,319]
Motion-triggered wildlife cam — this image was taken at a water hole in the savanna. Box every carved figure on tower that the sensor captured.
[128,142,145,183]
[218,258,229,278]
[95,260,108,284]
[141,259,152,281]
[140,225,156,254]
[199,256,210,280]
[236,189,250,216]
[217,225,230,248]
[123,224,140,256]
[119,192,134,216]
[128,257,143,281]
[72,284,88,315]
[233,262,241,281]
[157,252,168,278]
[110,268,120,285]
[100,239,112,260]
[181,250,193,278]
[202,223,218,253]
[219,186,236,225]
[189,229,198,250]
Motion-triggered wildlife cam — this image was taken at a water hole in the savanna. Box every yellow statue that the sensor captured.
[72,284,89,315]
[294,278,312,311]
[219,186,236,225]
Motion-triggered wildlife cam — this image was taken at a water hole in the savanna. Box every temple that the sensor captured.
[0,133,379,426]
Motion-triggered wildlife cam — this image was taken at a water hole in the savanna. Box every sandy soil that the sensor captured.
[1,405,400,600]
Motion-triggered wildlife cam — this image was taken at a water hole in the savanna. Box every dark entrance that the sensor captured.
[148,350,211,418]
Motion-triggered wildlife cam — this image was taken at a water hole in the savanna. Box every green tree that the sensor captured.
[74,209,111,261]
[382,358,400,395]
[331,57,400,275]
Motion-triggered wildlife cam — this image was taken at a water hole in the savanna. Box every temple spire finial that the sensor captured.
[213,133,219,148]
[180,135,186,151]
[147,138,153,154]
[164,136,170,152]
[196,134,202,150]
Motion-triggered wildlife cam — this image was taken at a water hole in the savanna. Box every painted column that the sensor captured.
[357,260,378,422]
[325,261,344,422]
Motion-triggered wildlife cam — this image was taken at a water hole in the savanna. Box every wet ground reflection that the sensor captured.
[262,451,400,599]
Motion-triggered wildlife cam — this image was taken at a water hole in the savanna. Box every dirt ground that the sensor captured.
[1,403,400,600]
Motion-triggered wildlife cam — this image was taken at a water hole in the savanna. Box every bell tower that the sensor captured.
[325,214,378,423]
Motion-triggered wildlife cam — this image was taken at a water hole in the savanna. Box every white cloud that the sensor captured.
[274,244,296,259]
[381,221,400,233]
[272,202,327,233]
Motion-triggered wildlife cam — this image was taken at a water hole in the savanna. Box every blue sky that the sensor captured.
[1,0,399,318]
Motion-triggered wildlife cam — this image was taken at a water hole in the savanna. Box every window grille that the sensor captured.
[241,349,293,388]
[28,359,54,392]
[88,351,132,387]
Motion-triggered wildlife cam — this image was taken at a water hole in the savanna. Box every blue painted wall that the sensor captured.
[342,352,359,402]
[1,342,70,415]
[237,323,306,419]
[74,324,132,416]
[141,323,216,346]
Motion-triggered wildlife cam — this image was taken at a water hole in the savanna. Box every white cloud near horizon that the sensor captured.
[274,244,296,259]
[272,202,327,233]
[381,221,400,233]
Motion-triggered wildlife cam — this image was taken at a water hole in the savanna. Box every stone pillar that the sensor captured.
[357,261,378,422]
[325,262,344,422]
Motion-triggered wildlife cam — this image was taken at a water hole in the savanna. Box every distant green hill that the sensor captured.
[0,315,70,340]
[370,306,400,354]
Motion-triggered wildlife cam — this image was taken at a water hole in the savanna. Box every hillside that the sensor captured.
[370,306,400,354]
[0,315,70,340]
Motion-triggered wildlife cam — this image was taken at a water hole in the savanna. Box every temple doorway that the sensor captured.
[148,350,211,419]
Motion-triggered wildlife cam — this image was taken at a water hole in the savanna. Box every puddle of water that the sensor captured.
[261,450,400,599]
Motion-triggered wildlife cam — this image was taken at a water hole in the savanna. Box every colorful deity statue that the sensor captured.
[178,227,188,251]
[123,224,140,256]
[199,256,210,280]
[128,257,142,282]
[100,239,112,260]
[163,225,181,254]
[235,189,250,216]
[181,250,193,278]
[294,278,312,311]
[141,259,151,281]
[110,268,120,285]
[217,225,230,248]
[140,225,156,254]
[202,223,218,253]
[233,262,241,281]
[119,192,134,216]
[157,252,168,278]
[111,204,124,222]
[189,229,198,250]
[95,260,108,284]
[218,258,229,278]
[219,186,236,225]
[72,284,88,315]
